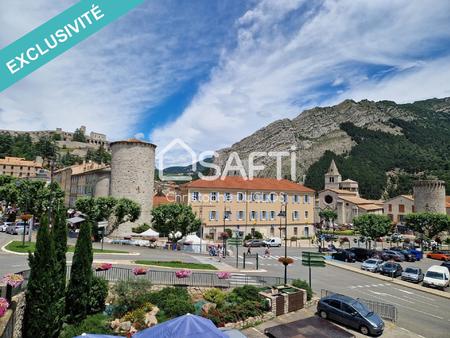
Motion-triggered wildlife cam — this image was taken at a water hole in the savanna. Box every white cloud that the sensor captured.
[0,1,229,138]
[151,0,450,160]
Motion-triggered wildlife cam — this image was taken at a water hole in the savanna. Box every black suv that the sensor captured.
[348,248,373,262]
[332,249,356,263]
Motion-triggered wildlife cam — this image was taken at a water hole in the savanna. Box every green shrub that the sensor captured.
[112,279,153,317]
[164,298,195,318]
[321,230,354,235]
[132,223,151,234]
[88,276,108,314]
[123,308,146,327]
[203,288,226,307]
[229,285,261,303]
[292,279,313,301]
[59,314,113,338]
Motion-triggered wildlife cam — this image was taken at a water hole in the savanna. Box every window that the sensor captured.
[281,193,287,203]
[270,227,274,235]
[210,192,218,202]
[304,195,310,204]
[293,195,300,203]
[294,227,298,236]
[269,193,276,203]
[261,211,267,220]
[237,211,244,220]
[192,191,200,201]
[270,211,276,220]
[224,192,232,202]
[412,206,415,212]
[251,192,260,202]
[293,211,299,220]
[341,303,356,315]
[237,192,245,202]
[399,204,405,213]
[250,211,257,221]
[329,177,335,183]
[224,210,232,220]
[304,227,309,237]
[327,299,341,309]
[388,204,392,212]
[209,211,217,220]
[304,211,309,219]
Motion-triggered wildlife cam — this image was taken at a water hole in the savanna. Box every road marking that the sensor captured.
[397,289,413,295]
[364,285,371,287]
[368,290,415,304]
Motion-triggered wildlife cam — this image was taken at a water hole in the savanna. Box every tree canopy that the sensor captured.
[353,214,392,247]
[151,204,201,237]
[404,212,450,241]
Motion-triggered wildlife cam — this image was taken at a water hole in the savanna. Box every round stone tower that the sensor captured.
[413,180,446,213]
[110,139,156,231]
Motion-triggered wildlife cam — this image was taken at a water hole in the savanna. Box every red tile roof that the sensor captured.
[182,176,315,193]
[153,194,172,207]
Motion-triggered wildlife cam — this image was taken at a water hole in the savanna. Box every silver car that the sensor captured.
[361,259,384,272]
[401,267,424,283]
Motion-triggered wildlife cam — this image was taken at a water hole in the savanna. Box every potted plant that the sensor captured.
[132,267,148,276]
[175,269,192,278]
[278,257,294,266]
[216,272,231,279]
[95,263,113,271]
[0,298,9,318]
[2,273,24,288]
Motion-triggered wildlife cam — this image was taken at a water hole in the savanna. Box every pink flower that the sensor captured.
[0,298,9,317]
[216,272,231,280]
[175,269,192,278]
[2,273,24,288]
[95,263,113,271]
[132,267,148,275]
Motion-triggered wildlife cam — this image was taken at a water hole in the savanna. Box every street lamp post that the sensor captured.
[278,203,288,285]
[222,207,231,258]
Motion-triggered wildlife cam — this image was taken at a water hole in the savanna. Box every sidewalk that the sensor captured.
[241,307,422,338]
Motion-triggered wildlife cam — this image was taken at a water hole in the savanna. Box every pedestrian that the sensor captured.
[247,246,252,255]
[264,246,270,258]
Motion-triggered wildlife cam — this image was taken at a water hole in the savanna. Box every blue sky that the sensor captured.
[1,0,450,166]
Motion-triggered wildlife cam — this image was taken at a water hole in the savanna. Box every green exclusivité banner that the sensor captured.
[0,0,145,92]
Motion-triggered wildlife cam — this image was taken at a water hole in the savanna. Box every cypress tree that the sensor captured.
[52,207,68,334]
[22,216,61,338]
[66,221,93,323]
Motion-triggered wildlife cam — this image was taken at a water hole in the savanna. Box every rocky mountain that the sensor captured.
[214,97,450,199]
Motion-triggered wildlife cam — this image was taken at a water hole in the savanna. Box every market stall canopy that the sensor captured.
[132,313,227,338]
[137,228,159,237]
[66,216,85,224]
[178,234,201,245]
[74,334,123,338]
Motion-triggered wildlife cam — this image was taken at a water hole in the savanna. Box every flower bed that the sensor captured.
[278,257,294,266]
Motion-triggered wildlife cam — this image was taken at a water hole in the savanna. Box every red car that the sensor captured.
[427,251,450,261]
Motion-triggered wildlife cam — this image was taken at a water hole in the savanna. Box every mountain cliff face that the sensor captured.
[214,97,450,199]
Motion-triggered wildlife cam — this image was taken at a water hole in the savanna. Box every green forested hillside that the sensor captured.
[304,101,450,199]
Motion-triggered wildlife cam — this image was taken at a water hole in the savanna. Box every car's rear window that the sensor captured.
[405,268,418,273]
[365,260,376,264]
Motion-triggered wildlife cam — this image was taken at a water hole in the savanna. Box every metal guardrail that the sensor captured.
[320,289,397,322]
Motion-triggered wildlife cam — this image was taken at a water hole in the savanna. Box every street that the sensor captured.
[1,233,449,338]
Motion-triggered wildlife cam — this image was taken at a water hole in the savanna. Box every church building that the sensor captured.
[317,160,383,225]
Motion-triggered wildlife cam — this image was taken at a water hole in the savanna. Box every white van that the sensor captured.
[422,265,449,290]
[263,237,282,247]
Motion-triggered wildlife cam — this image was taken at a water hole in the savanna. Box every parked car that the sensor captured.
[441,261,450,273]
[390,248,416,262]
[361,259,384,272]
[332,249,356,263]
[381,250,405,262]
[401,267,424,283]
[7,222,29,235]
[317,293,384,335]
[0,222,9,232]
[422,266,450,290]
[380,262,403,277]
[263,237,282,247]
[348,248,374,262]
[426,251,450,261]
[243,239,265,247]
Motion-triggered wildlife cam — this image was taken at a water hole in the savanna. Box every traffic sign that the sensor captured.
[301,251,326,288]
